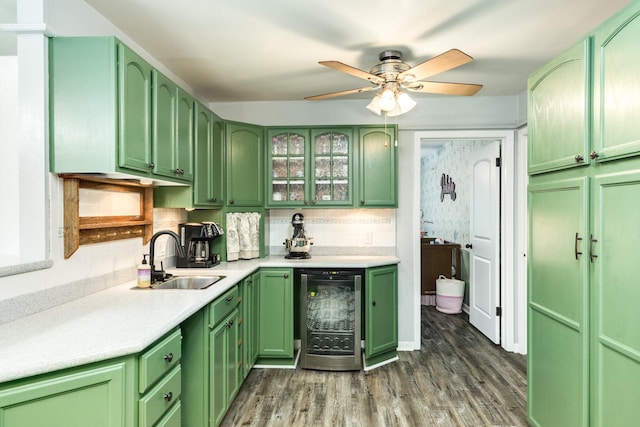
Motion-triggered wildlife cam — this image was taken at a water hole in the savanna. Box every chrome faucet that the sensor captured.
[149,230,186,283]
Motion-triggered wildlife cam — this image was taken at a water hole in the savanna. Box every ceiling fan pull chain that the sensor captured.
[384,113,388,147]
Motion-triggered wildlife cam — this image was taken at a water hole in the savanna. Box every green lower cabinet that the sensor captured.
[364,264,398,367]
[241,272,260,378]
[181,285,241,427]
[0,358,136,427]
[210,308,239,427]
[257,268,294,364]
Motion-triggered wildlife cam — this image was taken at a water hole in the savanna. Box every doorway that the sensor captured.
[398,129,526,354]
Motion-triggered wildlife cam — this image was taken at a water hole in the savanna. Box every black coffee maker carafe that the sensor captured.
[177,222,222,268]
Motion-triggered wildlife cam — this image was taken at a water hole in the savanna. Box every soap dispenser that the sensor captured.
[137,254,151,288]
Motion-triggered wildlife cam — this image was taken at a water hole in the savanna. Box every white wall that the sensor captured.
[0,56,19,260]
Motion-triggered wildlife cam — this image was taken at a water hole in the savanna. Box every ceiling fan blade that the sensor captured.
[399,49,473,82]
[319,61,385,85]
[305,86,379,101]
[407,81,483,96]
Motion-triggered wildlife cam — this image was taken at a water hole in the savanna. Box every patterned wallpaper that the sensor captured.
[420,140,491,246]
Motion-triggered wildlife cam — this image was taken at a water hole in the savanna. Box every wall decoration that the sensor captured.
[440,173,457,201]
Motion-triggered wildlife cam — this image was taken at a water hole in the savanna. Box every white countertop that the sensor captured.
[0,255,398,384]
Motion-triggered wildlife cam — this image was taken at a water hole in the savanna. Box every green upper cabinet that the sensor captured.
[119,44,153,174]
[310,128,354,206]
[226,121,264,207]
[528,38,591,174]
[358,126,397,207]
[49,37,192,185]
[364,264,398,367]
[192,103,224,207]
[266,127,355,207]
[151,71,193,182]
[266,128,311,207]
[592,8,640,163]
[175,88,194,181]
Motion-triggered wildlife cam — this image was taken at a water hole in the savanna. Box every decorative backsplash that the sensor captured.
[268,209,396,256]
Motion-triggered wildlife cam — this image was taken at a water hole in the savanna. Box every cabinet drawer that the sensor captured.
[139,365,181,427]
[209,285,239,326]
[139,328,182,393]
[155,399,181,427]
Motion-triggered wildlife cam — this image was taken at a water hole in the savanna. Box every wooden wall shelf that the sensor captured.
[61,174,154,258]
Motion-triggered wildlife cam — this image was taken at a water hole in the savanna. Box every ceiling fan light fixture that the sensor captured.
[396,91,416,113]
[366,94,383,115]
[379,88,397,111]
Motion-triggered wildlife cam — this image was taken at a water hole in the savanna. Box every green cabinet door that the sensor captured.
[241,272,260,378]
[175,87,194,181]
[152,71,177,178]
[358,126,397,207]
[528,38,591,174]
[364,265,398,366]
[258,268,294,360]
[590,170,640,426]
[209,307,239,427]
[0,359,134,427]
[119,43,153,174]
[226,122,264,207]
[193,104,224,207]
[266,128,311,207]
[152,73,192,182]
[527,177,589,427]
[593,9,640,162]
[310,128,354,206]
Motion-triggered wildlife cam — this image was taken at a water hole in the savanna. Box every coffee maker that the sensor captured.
[177,222,223,268]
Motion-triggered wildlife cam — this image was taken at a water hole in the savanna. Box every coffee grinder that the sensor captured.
[177,222,222,268]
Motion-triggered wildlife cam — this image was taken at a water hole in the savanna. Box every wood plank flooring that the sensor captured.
[222,306,527,427]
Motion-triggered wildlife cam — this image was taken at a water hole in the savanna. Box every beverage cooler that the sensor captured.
[296,269,363,371]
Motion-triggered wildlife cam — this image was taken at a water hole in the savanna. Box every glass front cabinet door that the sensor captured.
[311,129,353,206]
[267,129,310,207]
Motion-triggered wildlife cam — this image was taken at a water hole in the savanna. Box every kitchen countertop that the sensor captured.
[0,255,398,384]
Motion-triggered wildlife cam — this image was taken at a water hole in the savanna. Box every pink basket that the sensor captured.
[435,275,465,314]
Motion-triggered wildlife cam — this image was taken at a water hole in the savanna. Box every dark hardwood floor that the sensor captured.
[222,306,527,427]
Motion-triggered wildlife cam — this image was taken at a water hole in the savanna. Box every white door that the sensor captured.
[468,141,501,343]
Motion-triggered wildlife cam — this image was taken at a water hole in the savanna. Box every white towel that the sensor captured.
[226,213,240,261]
[226,212,261,261]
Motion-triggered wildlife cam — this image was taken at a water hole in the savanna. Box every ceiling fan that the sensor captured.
[305,49,483,116]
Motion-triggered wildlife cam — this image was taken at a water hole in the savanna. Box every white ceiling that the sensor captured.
[1,0,631,104]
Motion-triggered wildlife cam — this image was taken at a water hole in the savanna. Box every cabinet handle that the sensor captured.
[163,392,173,402]
[163,353,174,363]
[283,273,289,279]
[465,243,473,249]
[229,199,235,205]
[227,319,234,328]
[589,234,598,263]
[372,301,376,306]
[574,154,584,162]
[590,150,599,160]
[209,198,218,203]
[147,162,155,169]
[226,295,234,302]
[360,200,365,205]
[574,233,583,260]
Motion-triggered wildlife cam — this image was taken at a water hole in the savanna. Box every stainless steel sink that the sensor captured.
[151,275,224,290]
